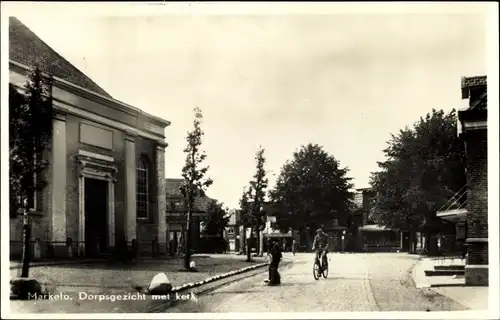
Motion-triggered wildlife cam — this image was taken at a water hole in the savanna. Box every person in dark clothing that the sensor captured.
[267,241,282,285]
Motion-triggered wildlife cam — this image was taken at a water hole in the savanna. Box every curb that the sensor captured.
[412,258,466,289]
[411,255,428,288]
[429,283,466,288]
[166,261,270,294]
[145,260,292,312]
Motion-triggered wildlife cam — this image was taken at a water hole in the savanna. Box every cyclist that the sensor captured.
[312,227,329,269]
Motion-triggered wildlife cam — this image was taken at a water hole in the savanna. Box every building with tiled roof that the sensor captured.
[461,75,487,90]
[165,178,212,212]
[9,17,171,259]
[461,76,487,112]
[165,178,214,254]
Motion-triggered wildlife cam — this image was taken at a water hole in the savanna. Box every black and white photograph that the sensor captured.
[1,2,498,319]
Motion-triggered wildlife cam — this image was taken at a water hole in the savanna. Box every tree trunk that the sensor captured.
[255,227,259,256]
[256,225,263,256]
[246,229,252,262]
[420,232,423,252]
[184,210,192,270]
[179,224,185,255]
[408,229,416,254]
[21,217,31,278]
[240,225,246,254]
[245,226,253,262]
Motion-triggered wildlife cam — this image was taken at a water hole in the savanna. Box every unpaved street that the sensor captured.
[164,253,468,312]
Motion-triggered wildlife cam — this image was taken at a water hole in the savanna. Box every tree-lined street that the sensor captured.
[164,253,467,313]
[6,6,493,317]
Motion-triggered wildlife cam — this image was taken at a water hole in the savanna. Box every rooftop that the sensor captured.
[461,76,487,89]
[165,178,212,212]
[460,75,487,113]
[9,17,112,98]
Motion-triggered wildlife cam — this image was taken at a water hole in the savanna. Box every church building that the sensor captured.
[9,17,170,258]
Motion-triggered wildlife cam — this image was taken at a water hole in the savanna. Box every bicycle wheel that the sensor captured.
[313,262,321,280]
[322,264,328,278]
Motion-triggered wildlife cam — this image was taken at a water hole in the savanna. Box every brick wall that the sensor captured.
[465,129,488,265]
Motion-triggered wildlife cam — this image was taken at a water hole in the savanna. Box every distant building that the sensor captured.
[165,178,211,255]
[224,209,242,252]
[354,188,401,252]
[9,17,170,259]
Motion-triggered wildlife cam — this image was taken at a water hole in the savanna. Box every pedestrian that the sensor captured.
[292,239,296,255]
[264,241,282,285]
[270,241,283,285]
[264,241,278,283]
[282,240,286,253]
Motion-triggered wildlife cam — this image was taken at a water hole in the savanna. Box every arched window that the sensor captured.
[136,156,149,219]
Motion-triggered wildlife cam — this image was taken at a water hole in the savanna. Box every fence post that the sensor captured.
[152,237,158,258]
[66,237,73,258]
[33,238,42,261]
[95,237,101,257]
[131,239,138,259]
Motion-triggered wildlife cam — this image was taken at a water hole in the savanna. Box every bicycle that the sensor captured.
[313,250,328,280]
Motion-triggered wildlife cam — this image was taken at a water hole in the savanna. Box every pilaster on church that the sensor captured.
[125,132,137,242]
[52,112,67,243]
[156,140,169,252]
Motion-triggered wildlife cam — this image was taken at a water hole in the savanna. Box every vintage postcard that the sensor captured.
[1,2,498,319]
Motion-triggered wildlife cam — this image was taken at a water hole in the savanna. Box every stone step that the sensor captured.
[425,269,465,277]
[434,265,465,271]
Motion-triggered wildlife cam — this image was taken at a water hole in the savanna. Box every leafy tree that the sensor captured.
[239,146,269,260]
[180,107,213,269]
[269,143,354,243]
[202,199,229,237]
[370,109,466,255]
[248,147,268,256]
[9,67,53,218]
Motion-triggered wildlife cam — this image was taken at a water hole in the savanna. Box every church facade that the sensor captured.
[9,17,170,258]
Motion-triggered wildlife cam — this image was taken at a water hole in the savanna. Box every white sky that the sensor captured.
[7,4,489,209]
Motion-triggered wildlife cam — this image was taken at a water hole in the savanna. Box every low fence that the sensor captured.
[9,236,183,261]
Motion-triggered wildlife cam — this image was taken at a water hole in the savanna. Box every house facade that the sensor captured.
[459,76,488,286]
[165,178,211,254]
[224,209,242,252]
[9,17,170,258]
[353,188,401,252]
[436,76,487,286]
[458,76,488,287]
